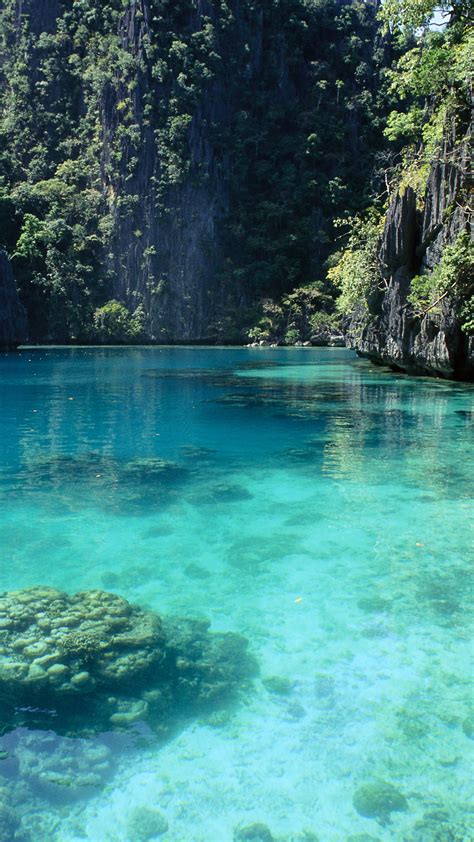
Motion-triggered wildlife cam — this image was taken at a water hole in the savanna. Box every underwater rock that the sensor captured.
[0,587,165,696]
[22,454,190,518]
[25,453,188,486]
[288,832,319,842]
[461,714,474,738]
[127,806,169,840]
[163,615,257,707]
[200,708,233,727]
[357,596,390,613]
[121,457,189,485]
[184,563,211,580]
[17,732,112,799]
[353,781,408,823]
[233,823,274,842]
[313,674,335,702]
[283,701,306,721]
[0,587,256,736]
[0,800,19,842]
[396,709,430,739]
[262,675,293,695]
[179,445,217,462]
[100,571,121,589]
[406,816,468,842]
[346,835,381,842]
[197,482,253,504]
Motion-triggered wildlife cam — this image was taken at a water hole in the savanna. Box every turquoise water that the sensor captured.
[0,346,473,841]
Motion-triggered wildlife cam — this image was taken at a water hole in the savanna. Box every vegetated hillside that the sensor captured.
[333,0,473,379]
[0,0,398,343]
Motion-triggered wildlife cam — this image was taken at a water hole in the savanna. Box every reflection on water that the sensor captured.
[0,346,473,841]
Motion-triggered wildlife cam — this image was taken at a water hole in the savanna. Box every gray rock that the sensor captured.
[346,120,472,381]
[0,251,27,348]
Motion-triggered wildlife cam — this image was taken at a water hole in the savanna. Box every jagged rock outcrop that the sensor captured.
[0,250,27,348]
[347,122,472,380]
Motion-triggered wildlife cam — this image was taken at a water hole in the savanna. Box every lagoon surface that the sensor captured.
[0,346,473,841]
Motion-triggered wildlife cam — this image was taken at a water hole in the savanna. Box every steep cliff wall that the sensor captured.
[347,121,473,380]
[102,0,232,341]
[0,251,28,348]
[0,0,390,343]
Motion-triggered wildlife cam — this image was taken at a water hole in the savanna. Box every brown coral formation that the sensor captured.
[0,587,255,736]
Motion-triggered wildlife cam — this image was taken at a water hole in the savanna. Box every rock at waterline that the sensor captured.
[0,586,256,736]
[0,250,27,348]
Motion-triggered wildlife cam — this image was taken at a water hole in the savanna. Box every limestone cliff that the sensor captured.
[347,120,473,380]
[0,0,389,343]
[0,250,28,348]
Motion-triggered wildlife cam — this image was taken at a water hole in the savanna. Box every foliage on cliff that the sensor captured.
[245,283,341,345]
[0,0,402,342]
[408,232,474,331]
[332,0,472,325]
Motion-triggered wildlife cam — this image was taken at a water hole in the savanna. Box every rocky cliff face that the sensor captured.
[0,0,389,343]
[0,251,28,348]
[102,0,231,342]
[347,121,473,380]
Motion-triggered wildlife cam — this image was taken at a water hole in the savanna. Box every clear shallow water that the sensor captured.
[0,346,473,841]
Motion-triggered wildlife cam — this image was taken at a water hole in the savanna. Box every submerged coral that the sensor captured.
[406,812,470,842]
[352,781,408,823]
[17,732,113,799]
[262,675,293,695]
[0,791,20,842]
[0,587,256,736]
[233,823,274,842]
[203,483,253,503]
[20,453,191,515]
[127,806,169,840]
[346,836,380,842]
[461,714,474,739]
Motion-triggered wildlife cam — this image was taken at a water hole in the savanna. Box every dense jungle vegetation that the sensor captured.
[331,0,473,334]
[0,0,471,343]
